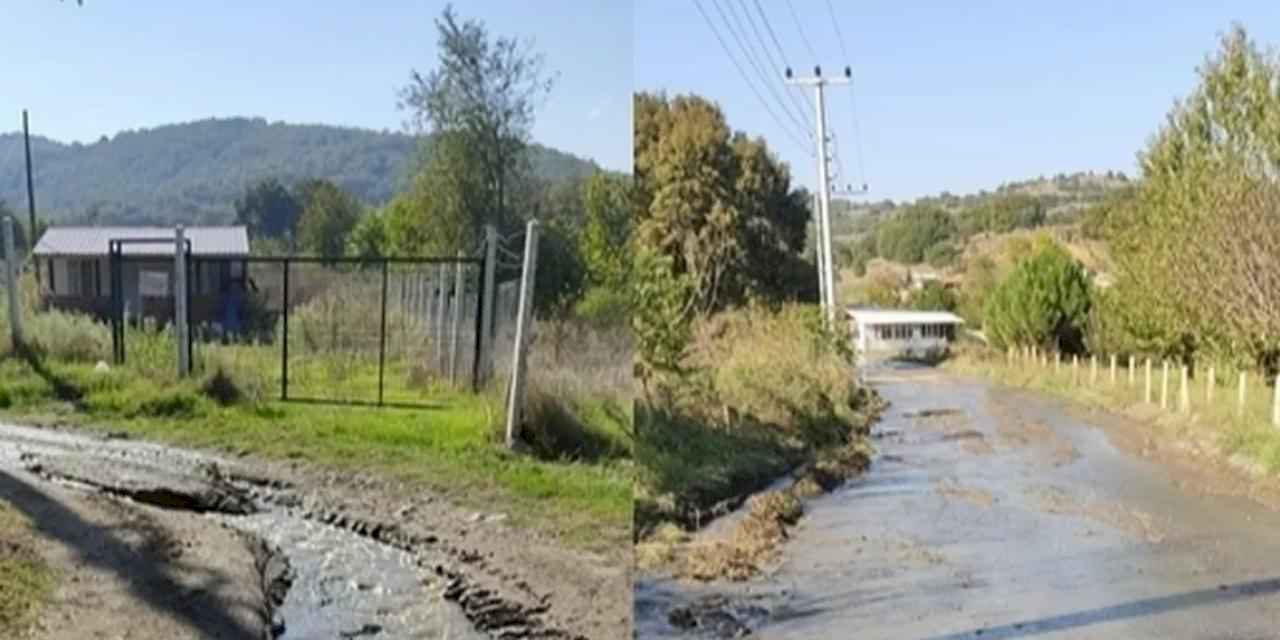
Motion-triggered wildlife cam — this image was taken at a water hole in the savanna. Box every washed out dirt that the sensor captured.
[0,422,623,639]
[635,366,1280,639]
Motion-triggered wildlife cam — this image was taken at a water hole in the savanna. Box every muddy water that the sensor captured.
[636,365,1280,638]
[0,422,484,639]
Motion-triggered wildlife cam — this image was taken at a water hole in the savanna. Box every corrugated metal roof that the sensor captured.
[845,308,966,325]
[33,226,250,257]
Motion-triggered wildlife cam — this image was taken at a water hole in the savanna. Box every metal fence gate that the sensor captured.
[111,252,489,409]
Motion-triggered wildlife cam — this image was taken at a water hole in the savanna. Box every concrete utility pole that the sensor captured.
[787,66,866,323]
[4,216,23,347]
[174,226,189,377]
[813,192,827,308]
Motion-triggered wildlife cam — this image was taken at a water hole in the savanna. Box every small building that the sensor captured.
[846,308,966,360]
[33,226,251,324]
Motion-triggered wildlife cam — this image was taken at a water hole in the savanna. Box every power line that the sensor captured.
[785,0,819,62]
[750,0,815,112]
[737,0,812,127]
[823,0,868,189]
[693,0,812,155]
[712,0,813,145]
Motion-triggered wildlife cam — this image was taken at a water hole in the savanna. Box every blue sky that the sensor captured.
[636,1,1280,201]
[0,1,632,171]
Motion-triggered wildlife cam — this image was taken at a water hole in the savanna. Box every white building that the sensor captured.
[846,308,965,360]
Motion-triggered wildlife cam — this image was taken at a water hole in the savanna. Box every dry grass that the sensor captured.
[0,501,54,636]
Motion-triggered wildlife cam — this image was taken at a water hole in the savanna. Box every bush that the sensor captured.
[11,309,110,363]
[908,281,958,311]
[688,304,856,445]
[983,239,1092,352]
[573,286,631,329]
[924,242,959,269]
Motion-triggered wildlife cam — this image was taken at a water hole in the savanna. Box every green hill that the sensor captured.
[0,117,600,225]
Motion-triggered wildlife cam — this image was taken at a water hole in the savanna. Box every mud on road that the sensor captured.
[0,422,626,639]
[635,366,1280,639]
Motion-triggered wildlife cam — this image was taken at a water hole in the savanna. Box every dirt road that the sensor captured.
[637,366,1280,638]
[0,421,625,639]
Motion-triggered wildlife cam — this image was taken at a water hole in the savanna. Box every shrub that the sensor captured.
[201,367,242,406]
[573,286,631,329]
[983,239,1092,352]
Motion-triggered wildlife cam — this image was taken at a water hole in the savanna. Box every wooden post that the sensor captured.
[3,215,22,347]
[1160,361,1169,410]
[1179,365,1189,413]
[449,253,465,383]
[1145,358,1152,404]
[1072,354,1079,385]
[1207,366,1216,405]
[1129,355,1135,387]
[1054,351,1060,373]
[1110,354,1117,385]
[1239,372,1248,418]
[1090,355,1098,385]
[505,220,540,449]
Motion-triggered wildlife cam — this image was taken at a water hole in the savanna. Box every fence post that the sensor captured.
[1090,355,1098,385]
[1239,372,1247,418]
[1129,355,1135,387]
[1072,354,1079,385]
[174,226,189,377]
[505,220,540,449]
[1273,374,1280,428]
[1179,365,1189,414]
[1110,354,1117,386]
[3,215,22,348]
[1145,358,1152,404]
[449,252,465,383]
[480,225,498,385]
[1160,361,1169,410]
[1055,351,1060,373]
[1207,366,1215,405]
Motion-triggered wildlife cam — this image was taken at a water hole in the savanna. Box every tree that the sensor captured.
[234,177,302,240]
[875,204,955,263]
[983,240,1092,353]
[398,4,555,238]
[295,179,361,257]
[346,209,389,258]
[580,172,632,289]
[633,92,814,311]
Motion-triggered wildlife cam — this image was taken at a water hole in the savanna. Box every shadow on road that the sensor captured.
[922,577,1280,640]
[0,469,264,638]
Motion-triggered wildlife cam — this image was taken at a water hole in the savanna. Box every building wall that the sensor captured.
[853,321,957,358]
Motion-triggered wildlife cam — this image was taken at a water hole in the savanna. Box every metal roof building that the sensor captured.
[845,307,965,359]
[33,226,250,257]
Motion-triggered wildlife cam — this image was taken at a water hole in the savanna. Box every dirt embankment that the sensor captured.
[0,423,629,640]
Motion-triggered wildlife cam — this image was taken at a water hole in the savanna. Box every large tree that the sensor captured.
[398,4,555,245]
[633,92,813,312]
[234,177,302,240]
[295,179,361,258]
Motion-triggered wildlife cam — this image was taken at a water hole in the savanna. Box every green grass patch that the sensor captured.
[0,502,54,636]
[0,356,631,552]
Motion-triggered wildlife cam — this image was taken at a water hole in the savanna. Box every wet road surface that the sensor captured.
[0,421,484,639]
[637,367,1280,638]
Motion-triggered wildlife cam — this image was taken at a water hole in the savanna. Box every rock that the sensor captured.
[94,361,110,372]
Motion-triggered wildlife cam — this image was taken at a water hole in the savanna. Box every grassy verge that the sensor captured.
[945,347,1280,480]
[635,304,882,579]
[0,350,631,552]
[0,501,54,637]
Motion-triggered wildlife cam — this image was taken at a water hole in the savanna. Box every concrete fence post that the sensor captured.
[3,215,22,348]
[1207,366,1216,405]
[449,252,465,383]
[1239,372,1248,418]
[1161,361,1169,410]
[1110,354,1117,386]
[1145,358,1152,404]
[1273,374,1280,428]
[1180,365,1190,414]
[480,225,498,385]
[505,220,540,449]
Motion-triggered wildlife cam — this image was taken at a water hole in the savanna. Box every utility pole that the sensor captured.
[812,192,827,308]
[22,110,39,285]
[787,66,863,322]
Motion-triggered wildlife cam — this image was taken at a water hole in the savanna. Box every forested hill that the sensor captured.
[0,117,600,225]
